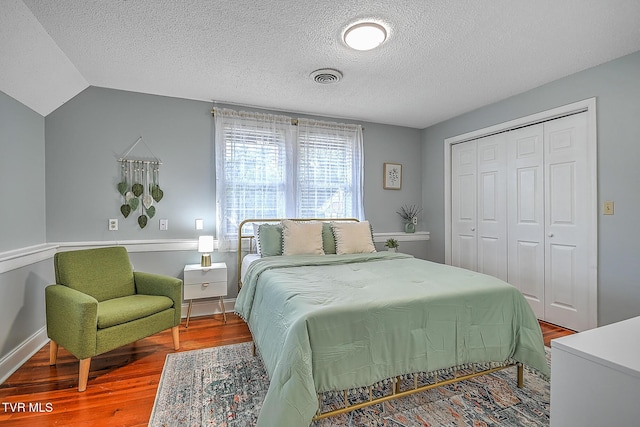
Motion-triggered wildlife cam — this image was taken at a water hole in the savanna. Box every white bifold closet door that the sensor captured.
[452,112,590,331]
[451,133,507,281]
[508,112,590,329]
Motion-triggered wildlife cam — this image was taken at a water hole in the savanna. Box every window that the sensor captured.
[297,118,363,219]
[214,109,364,244]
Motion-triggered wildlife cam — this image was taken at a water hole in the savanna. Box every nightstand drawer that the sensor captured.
[183,280,226,300]
[183,264,227,285]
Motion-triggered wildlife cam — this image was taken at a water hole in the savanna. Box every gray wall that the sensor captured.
[45,88,217,242]
[45,88,423,243]
[0,261,53,360]
[0,91,46,252]
[421,50,640,326]
[0,91,51,363]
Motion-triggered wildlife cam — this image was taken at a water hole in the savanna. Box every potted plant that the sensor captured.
[397,204,423,233]
[385,238,399,252]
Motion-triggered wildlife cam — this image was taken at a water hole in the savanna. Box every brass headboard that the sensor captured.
[236,218,359,289]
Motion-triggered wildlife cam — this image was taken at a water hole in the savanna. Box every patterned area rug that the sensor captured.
[149,342,550,426]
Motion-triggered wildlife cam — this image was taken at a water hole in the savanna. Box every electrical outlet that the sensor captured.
[603,201,614,215]
[159,219,168,230]
[108,219,118,231]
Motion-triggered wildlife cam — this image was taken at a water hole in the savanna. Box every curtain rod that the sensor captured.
[211,108,299,126]
[210,108,364,130]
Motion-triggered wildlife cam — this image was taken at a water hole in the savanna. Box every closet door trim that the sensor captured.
[444,97,597,330]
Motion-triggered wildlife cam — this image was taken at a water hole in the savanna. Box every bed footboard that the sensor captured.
[313,363,523,421]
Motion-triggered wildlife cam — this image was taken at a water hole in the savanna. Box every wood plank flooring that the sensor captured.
[0,314,573,427]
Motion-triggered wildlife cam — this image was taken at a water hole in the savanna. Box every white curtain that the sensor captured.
[214,109,294,249]
[296,118,365,220]
[214,109,365,250]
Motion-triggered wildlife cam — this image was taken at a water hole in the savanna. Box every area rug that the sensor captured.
[149,342,550,426]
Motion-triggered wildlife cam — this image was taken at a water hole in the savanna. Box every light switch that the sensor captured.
[603,201,614,215]
[159,219,168,230]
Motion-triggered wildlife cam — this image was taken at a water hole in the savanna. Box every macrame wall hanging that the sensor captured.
[117,136,164,229]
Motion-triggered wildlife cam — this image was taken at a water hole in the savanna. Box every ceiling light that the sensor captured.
[344,22,387,51]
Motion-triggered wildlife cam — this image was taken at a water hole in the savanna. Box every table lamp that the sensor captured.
[198,235,214,267]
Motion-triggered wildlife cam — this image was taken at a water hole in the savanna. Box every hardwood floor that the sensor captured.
[0,315,572,426]
[539,320,576,347]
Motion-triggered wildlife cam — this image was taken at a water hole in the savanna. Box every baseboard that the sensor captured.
[0,326,49,385]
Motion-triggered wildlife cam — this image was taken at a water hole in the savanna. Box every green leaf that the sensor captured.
[132,183,144,197]
[120,204,131,218]
[117,181,128,195]
[151,186,164,202]
[138,214,148,229]
[146,205,156,218]
[128,197,139,211]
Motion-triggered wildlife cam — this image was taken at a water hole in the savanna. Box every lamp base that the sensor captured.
[201,254,211,267]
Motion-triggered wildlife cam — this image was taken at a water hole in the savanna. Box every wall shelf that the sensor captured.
[373,231,430,243]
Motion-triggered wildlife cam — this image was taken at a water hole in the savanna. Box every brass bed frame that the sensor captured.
[236,218,524,421]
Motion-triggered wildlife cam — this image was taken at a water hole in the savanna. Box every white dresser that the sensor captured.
[550,316,640,426]
[183,262,227,327]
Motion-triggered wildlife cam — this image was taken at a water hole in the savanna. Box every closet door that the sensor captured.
[544,112,589,330]
[476,134,507,281]
[451,134,507,278]
[451,141,477,271]
[507,124,545,319]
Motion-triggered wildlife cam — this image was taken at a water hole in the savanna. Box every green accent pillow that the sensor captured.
[322,222,336,254]
[258,224,283,257]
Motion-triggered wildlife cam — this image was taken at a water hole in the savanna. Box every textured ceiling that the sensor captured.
[2,0,640,128]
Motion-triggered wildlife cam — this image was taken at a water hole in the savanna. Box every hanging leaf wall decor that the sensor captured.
[132,183,144,197]
[143,194,153,209]
[120,204,132,218]
[128,197,140,211]
[117,182,128,195]
[117,137,164,229]
[151,185,164,202]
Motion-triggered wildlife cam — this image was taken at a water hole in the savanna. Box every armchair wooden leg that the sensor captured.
[171,326,179,350]
[49,340,59,365]
[78,358,91,392]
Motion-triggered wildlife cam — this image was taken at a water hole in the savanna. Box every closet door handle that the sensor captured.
[471,227,476,231]
[548,233,554,237]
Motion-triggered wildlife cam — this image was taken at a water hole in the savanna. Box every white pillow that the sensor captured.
[332,221,376,254]
[282,220,325,256]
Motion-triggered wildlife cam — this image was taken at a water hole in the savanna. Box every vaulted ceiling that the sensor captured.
[2,0,640,128]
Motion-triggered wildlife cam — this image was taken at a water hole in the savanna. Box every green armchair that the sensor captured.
[45,246,182,391]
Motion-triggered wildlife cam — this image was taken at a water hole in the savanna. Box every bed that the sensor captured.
[234,218,549,427]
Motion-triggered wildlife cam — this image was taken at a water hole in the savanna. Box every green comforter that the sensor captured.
[235,252,549,427]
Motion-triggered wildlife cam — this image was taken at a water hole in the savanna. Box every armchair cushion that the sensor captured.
[54,246,135,302]
[97,295,174,329]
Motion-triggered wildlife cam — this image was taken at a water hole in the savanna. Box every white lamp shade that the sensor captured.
[198,235,214,253]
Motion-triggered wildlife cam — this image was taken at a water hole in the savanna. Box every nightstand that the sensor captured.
[183,262,227,328]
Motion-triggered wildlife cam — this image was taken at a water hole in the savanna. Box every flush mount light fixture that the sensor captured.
[344,22,387,51]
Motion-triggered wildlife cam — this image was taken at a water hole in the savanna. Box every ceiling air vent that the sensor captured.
[310,68,343,84]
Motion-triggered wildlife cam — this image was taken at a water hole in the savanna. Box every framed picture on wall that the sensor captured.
[383,162,402,190]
